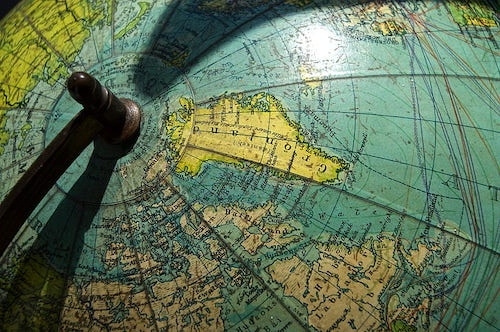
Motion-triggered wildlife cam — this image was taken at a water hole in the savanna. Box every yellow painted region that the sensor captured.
[168,93,350,183]
[114,2,152,39]
[165,96,194,154]
[0,0,109,154]
[176,146,242,175]
[465,16,496,27]
[448,2,497,27]
[0,254,65,331]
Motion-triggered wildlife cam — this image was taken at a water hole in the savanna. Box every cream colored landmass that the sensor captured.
[180,210,213,240]
[104,242,161,273]
[145,150,169,181]
[340,2,412,38]
[401,220,471,276]
[241,233,263,255]
[59,204,228,330]
[372,20,407,36]
[203,203,303,253]
[298,64,322,90]
[204,202,272,230]
[204,203,271,254]
[0,0,110,154]
[387,294,431,330]
[268,237,399,331]
[61,280,171,330]
[167,94,350,183]
[61,251,224,330]
[262,222,301,247]
[150,252,224,330]
[401,242,434,275]
[267,227,472,331]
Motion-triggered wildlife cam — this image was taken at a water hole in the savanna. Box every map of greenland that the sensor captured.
[166,92,351,183]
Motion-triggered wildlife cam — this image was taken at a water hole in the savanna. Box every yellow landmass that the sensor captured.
[167,93,350,183]
[0,254,66,331]
[0,0,110,154]
[448,2,497,27]
[176,147,243,176]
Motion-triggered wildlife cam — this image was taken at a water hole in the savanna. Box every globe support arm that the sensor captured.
[0,72,142,256]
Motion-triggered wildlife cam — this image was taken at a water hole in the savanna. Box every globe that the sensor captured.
[0,0,498,330]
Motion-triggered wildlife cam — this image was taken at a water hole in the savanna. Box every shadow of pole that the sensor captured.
[0,139,124,330]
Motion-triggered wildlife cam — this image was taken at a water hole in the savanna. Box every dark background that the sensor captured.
[0,0,19,19]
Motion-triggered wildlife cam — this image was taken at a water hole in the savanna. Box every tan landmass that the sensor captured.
[61,247,224,330]
[402,242,433,275]
[60,280,159,330]
[145,150,169,181]
[202,203,303,254]
[372,20,407,36]
[104,242,162,274]
[167,93,350,183]
[267,236,399,331]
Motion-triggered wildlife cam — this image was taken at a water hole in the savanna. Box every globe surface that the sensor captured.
[0,0,498,330]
